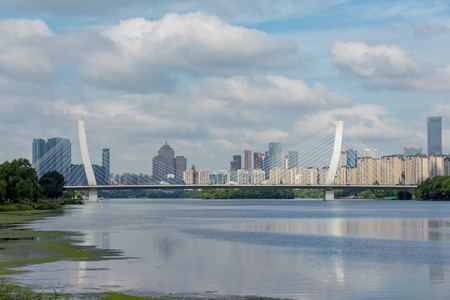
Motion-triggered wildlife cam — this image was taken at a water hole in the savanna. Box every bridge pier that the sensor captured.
[323,188,335,201]
[89,188,98,202]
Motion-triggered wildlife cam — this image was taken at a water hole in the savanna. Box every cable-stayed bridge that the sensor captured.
[33,120,416,202]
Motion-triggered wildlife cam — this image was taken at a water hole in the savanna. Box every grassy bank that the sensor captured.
[0,209,124,299]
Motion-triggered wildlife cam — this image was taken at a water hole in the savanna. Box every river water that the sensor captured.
[10,199,450,299]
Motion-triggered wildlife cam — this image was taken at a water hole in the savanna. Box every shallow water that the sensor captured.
[9,199,450,299]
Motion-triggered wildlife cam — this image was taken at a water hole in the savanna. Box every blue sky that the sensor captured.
[0,0,449,172]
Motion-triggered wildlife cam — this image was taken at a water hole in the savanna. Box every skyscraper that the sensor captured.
[253,152,265,170]
[427,116,442,156]
[287,151,298,169]
[175,156,187,179]
[230,155,241,171]
[269,142,282,169]
[152,142,186,180]
[244,150,252,172]
[346,149,357,168]
[102,148,110,185]
[32,137,71,178]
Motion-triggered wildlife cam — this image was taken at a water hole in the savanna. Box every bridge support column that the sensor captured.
[323,189,335,201]
[89,188,98,202]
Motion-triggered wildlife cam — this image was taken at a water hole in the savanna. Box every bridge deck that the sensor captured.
[65,184,417,192]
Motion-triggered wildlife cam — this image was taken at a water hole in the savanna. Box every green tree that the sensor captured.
[39,170,65,199]
[373,190,385,199]
[441,178,450,200]
[359,190,374,199]
[0,158,42,201]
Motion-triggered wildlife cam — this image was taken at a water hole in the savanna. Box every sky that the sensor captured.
[0,0,450,173]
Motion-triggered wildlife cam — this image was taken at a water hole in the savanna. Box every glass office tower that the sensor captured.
[427,116,442,156]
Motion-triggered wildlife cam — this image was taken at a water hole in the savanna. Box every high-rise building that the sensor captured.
[152,142,186,180]
[230,155,241,171]
[346,149,357,168]
[32,137,71,178]
[175,156,187,179]
[198,170,209,185]
[428,116,442,156]
[404,147,422,159]
[287,151,298,169]
[253,152,265,170]
[32,138,45,165]
[364,148,378,158]
[269,142,282,170]
[252,169,265,185]
[244,150,252,172]
[102,148,110,185]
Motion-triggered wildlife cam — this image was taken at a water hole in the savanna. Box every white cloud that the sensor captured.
[331,40,450,91]
[81,12,303,93]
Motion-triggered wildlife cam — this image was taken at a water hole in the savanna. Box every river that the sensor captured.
[9,198,450,299]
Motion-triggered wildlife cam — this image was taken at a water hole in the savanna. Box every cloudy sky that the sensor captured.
[1,0,450,172]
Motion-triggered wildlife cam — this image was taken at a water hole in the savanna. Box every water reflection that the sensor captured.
[227,218,450,242]
[13,200,450,299]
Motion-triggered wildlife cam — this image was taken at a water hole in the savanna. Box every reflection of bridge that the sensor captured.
[59,119,416,202]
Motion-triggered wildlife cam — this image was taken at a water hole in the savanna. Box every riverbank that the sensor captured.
[0,210,127,299]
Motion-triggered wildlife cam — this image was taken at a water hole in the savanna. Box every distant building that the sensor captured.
[244,150,252,172]
[237,169,250,184]
[253,152,265,170]
[152,142,186,180]
[252,169,265,185]
[269,167,283,185]
[428,116,442,156]
[269,142,282,170]
[364,148,378,159]
[346,149,357,168]
[102,148,110,185]
[230,155,241,171]
[32,137,71,179]
[183,165,198,184]
[404,147,422,159]
[198,170,209,185]
[287,151,298,169]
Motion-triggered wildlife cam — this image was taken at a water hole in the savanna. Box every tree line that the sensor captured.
[415,176,450,200]
[0,158,65,202]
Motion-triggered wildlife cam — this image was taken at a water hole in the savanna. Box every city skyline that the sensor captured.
[0,1,450,172]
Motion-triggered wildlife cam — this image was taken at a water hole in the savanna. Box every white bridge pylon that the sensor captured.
[324,120,344,201]
[77,119,98,202]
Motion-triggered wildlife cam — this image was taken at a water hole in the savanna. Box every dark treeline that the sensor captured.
[415,176,450,200]
[100,188,413,200]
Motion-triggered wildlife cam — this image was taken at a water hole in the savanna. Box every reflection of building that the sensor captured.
[427,116,442,156]
[32,137,71,178]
